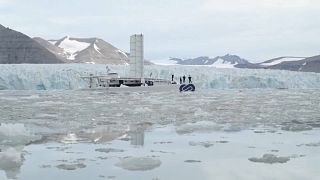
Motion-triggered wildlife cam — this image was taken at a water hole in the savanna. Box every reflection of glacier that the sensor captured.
[0,123,41,179]
[0,147,23,179]
[1,64,320,90]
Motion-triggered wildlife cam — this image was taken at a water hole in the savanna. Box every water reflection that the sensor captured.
[1,122,320,180]
[0,147,23,179]
[129,124,146,146]
[0,123,33,179]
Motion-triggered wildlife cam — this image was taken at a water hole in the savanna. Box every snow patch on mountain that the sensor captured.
[153,58,179,65]
[152,55,246,68]
[48,40,57,45]
[116,49,128,58]
[260,57,306,66]
[94,43,101,54]
[58,37,91,60]
[210,58,237,68]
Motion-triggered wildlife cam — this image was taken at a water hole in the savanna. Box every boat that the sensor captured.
[81,34,179,90]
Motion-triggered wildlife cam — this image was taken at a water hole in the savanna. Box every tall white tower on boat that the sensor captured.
[129,34,144,79]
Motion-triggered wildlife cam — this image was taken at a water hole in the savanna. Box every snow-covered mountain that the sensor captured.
[236,56,320,73]
[0,24,63,64]
[153,54,320,73]
[258,56,307,66]
[153,54,251,68]
[266,55,320,73]
[35,36,129,64]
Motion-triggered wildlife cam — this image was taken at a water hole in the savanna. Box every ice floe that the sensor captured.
[56,163,86,170]
[297,141,320,147]
[115,157,161,171]
[189,141,214,148]
[95,148,124,153]
[184,160,202,163]
[248,154,290,164]
[176,121,222,134]
[281,124,313,132]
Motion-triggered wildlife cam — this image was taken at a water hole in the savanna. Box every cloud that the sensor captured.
[1,0,320,61]
[0,0,15,6]
[48,16,107,26]
[202,0,320,10]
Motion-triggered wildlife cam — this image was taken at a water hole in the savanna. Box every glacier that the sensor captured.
[1,64,320,90]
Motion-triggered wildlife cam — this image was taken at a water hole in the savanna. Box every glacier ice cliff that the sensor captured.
[0,64,320,90]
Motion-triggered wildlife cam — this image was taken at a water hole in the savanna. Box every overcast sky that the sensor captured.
[0,0,319,62]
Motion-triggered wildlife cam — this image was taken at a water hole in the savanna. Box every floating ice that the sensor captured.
[184,160,202,163]
[281,124,313,132]
[81,127,127,144]
[40,165,52,169]
[153,141,173,144]
[60,133,85,144]
[248,154,290,164]
[0,123,32,137]
[189,141,214,148]
[150,150,175,154]
[305,142,320,147]
[56,163,86,170]
[297,142,320,147]
[193,108,210,117]
[0,123,41,146]
[222,124,243,132]
[95,148,124,153]
[176,121,222,134]
[115,157,161,171]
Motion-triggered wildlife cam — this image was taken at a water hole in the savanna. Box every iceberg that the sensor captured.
[0,64,320,90]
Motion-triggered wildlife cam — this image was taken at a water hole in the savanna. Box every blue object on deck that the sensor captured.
[179,84,195,92]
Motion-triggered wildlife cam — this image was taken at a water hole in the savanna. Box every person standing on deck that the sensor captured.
[180,77,182,84]
[183,75,186,83]
[172,74,174,82]
[188,75,192,83]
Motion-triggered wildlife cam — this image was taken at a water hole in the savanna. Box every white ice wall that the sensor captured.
[1,64,320,90]
[129,34,144,78]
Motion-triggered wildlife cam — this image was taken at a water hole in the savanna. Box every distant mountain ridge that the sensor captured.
[35,36,129,64]
[154,54,320,73]
[35,36,154,65]
[266,55,320,73]
[155,54,252,68]
[0,24,63,64]
[172,54,249,65]
[235,56,320,73]
[258,56,307,66]
[1,24,318,71]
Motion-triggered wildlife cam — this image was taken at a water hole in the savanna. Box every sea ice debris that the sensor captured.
[248,154,290,164]
[115,157,161,171]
